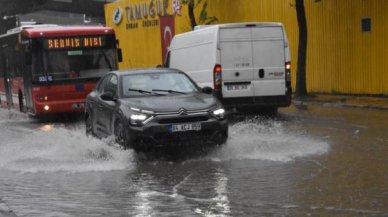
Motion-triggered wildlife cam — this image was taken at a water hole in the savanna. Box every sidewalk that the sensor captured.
[292,94,388,110]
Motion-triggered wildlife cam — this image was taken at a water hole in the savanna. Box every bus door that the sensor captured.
[1,55,13,109]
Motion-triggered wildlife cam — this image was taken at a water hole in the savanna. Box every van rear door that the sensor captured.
[220,25,286,101]
[219,28,254,99]
[251,26,286,96]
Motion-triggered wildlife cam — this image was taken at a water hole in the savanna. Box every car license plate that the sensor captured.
[226,84,249,91]
[169,122,201,133]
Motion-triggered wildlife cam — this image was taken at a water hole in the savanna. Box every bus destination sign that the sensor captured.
[44,36,105,50]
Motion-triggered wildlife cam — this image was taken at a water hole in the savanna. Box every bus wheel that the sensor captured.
[18,91,25,112]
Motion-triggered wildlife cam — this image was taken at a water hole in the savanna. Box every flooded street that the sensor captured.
[0,106,387,217]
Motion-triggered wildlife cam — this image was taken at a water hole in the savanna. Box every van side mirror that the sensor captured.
[202,86,213,94]
[117,48,123,63]
[100,92,116,101]
[164,51,170,67]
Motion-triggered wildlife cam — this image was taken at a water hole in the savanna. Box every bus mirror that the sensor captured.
[25,52,32,65]
[117,48,123,63]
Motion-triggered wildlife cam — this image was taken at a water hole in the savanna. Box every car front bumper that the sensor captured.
[126,117,228,148]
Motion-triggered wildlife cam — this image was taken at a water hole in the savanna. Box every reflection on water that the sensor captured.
[127,161,231,217]
[38,124,54,132]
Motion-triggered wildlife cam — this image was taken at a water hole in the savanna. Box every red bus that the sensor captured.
[0,25,120,115]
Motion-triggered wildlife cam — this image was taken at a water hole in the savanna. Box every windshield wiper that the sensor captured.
[152,89,187,95]
[128,88,164,96]
[43,51,53,83]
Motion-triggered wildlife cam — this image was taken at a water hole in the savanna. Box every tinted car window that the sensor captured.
[122,72,199,97]
[96,74,112,93]
[104,75,118,95]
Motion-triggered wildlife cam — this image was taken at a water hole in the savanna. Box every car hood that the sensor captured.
[120,93,218,112]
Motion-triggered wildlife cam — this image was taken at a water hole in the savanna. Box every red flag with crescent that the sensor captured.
[160,15,175,65]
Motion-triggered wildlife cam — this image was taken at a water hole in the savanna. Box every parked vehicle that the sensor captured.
[166,22,292,113]
[85,68,228,150]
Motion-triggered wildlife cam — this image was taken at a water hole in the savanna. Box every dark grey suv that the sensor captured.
[85,68,228,150]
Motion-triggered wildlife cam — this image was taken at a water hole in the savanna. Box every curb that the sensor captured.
[292,95,388,111]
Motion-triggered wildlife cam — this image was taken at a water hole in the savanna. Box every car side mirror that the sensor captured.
[100,92,116,101]
[202,86,213,94]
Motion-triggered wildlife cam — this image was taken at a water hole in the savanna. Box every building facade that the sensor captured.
[105,0,388,95]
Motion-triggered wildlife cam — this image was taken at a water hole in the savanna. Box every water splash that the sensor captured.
[210,116,330,162]
[0,124,133,173]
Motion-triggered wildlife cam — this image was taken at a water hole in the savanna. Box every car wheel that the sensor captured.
[214,131,228,146]
[85,114,93,136]
[114,120,130,149]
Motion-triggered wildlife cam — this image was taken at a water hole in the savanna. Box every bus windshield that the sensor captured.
[32,37,117,82]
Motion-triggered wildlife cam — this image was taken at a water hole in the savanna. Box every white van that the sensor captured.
[166,22,292,112]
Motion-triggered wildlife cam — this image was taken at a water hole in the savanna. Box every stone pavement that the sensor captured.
[292,94,388,110]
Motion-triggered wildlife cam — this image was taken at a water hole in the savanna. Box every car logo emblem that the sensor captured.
[178,108,188,115]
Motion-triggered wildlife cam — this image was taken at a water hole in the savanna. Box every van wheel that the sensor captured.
[265,107,278,117]
[18,91,25,112]
[114,120,131,149]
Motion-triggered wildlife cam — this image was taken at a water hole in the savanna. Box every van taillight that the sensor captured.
[213,64,222,90]
[285,62,291,82]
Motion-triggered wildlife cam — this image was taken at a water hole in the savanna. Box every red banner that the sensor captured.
[159,15,175,65]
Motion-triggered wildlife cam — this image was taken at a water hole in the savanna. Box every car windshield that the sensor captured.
[121,72,199,98]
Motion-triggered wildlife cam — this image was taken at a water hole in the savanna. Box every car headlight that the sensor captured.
[129,107,154,126]
[212,108,226,119]
[130,114,148,126]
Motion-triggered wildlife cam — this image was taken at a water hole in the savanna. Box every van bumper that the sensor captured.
[221,95,292,109]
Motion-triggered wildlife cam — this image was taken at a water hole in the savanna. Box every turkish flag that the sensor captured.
[159,15,175,65]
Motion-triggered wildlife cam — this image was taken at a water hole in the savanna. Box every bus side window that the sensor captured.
[0,55,4,77]
[25,52,32,66]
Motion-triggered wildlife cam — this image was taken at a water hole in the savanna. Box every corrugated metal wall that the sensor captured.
[210,0,388,95]
[305,0,388,95]
[105,0,388,95]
